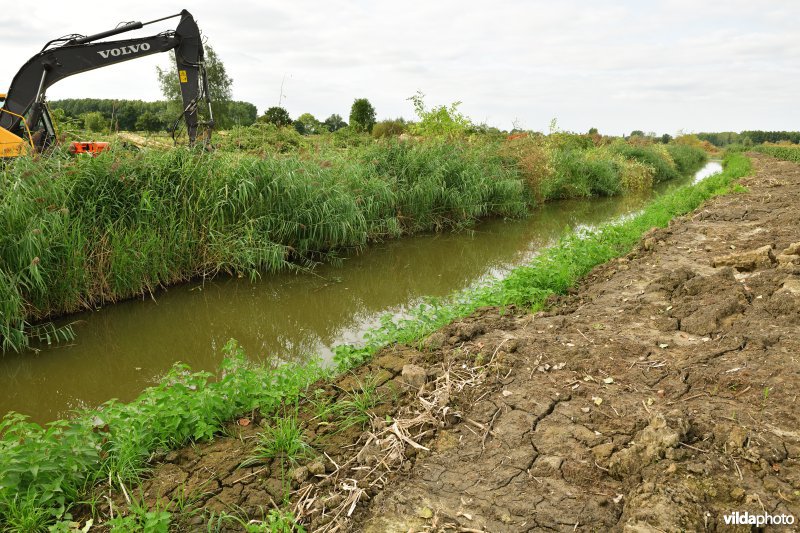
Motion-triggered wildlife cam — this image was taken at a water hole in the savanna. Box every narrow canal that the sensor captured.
[0,162,722,422]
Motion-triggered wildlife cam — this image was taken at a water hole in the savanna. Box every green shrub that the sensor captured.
[666,143,708,174]
[372,119,408,139]
[216,123,307,154]
[539,149,621,199]
[610,143,680,182]
[407,92,472,138]
[330,126,371,148]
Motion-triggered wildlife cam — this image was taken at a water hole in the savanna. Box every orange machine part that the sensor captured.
[69,141,110,156]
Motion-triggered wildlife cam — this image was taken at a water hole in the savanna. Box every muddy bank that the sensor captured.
[126,154,799,532]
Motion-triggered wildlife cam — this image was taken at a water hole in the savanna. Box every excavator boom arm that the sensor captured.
[0,9,209,148]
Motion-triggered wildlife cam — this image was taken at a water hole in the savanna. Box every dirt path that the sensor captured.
[132,154,800,532]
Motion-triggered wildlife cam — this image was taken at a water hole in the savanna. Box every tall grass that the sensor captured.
[609,143,681,183]
[500,136,706,200]
[0,141,528,352]
[0,136,706,352]
[0,153,748,529]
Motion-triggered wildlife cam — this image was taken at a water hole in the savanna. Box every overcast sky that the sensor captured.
[3,0,798,135]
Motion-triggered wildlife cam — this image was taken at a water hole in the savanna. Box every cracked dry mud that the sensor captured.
[133,154,800,532]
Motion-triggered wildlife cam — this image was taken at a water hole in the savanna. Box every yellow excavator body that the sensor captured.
[0,93,31,158]
[0,127,27,158]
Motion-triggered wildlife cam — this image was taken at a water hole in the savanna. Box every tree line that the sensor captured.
[696,131,800,147]
[49,98,258,132]
[258,98,377,135]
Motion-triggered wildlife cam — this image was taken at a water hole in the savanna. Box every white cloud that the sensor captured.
[2,0,799,134]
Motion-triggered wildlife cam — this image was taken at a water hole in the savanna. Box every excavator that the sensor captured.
[0,9,213,158]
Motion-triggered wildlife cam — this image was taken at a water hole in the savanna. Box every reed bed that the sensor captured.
[0,135,706,352]
[0,140,529,352]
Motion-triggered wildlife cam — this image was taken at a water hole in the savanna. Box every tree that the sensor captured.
[296,113,322,135]
[156,44,233,128]
[349,98,376,133]
[323,114,347,132]
[629,130,645,138]
[407,91,471,138]
[227,101,258,126]
[588,127,598,135]
[372,118,408,138]
[661,133,673,144]
[82,111,106,132]
[135,111,163,132]
[259,106,292,127]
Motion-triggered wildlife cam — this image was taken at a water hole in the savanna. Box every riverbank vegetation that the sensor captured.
[0,115,707,353]
[0,152,747,530]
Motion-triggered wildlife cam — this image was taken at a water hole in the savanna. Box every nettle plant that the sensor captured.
[407,91,472,138]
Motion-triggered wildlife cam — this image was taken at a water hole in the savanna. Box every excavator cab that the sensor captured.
[0,94,61,157]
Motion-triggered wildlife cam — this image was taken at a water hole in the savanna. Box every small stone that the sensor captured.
[307,461,326,477]
[728,427,749,449]
[592,442,615,461]
[712,245,776,271]
[401,364,427,389]
[782,279,800,294]
[422,331,447,351]
[777,254,800,266]
[417,507,434,519]
[781,242,800,256]
[686,462,706,474]
[292,466,309,484]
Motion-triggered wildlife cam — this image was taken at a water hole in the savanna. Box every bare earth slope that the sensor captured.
[354,153,800,532]
[135,154,800,532]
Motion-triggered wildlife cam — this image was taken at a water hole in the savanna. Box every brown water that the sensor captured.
[0,162,722,422]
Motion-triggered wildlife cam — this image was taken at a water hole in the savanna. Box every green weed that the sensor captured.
[206,508,304,533]
[105,496,171,533]
[314,376,382,432]
[245,413,310,467]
